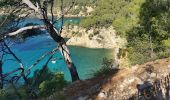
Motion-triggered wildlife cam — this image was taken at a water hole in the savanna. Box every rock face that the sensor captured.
[47,6,94,18]
[62,26,126,49]
[64,58,170,100]
[62,26,129,68]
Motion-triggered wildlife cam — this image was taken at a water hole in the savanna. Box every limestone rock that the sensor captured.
[62,26,127,49]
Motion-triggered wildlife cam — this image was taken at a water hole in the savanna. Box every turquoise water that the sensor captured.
[18,17,81,28]
[2,18,114,81]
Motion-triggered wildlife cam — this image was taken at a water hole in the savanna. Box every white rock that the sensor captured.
[168,65,170,68]
[66,26,127,49]
[98,92,107,99]
[150,73,156,78]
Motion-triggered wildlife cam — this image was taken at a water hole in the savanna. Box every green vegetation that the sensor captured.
[47,0,97,15]
[52,0,97,7]
[80,0,170,65]
[128,0,170,65]
[32,67,68,97]
[80,0,144,31]
[0,67,68,99]
[0,0,169,98]
[93,58,115,77]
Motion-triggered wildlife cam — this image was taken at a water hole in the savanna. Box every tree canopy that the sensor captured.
[80,0,170,65]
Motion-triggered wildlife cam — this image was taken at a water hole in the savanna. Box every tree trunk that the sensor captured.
[44,20,80,81]
[165,76,169,100]
[149,33,154,58]
[21,0,80,81]
[0,61,3,89]
[3,41,29,84]
[3,41,37,97]
[58,43,80,81]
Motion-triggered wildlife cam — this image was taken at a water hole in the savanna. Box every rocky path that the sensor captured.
[64,58,170,100]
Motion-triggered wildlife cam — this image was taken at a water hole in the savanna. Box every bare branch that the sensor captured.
[32,49,56,86]
[6,25,46,37]
[3,41,24,68]
[50,0,54,23]
[22,0,80,81]
[22,0,39,13]
[25,47,58,74]
[63,0,76,15]
[3,68,22,78]
[60,0,64,34]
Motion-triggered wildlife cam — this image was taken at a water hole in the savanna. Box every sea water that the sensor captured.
[2,18,114,81]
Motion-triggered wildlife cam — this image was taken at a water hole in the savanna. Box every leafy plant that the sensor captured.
[38,72,68,97]
[0,89,8,100]
[93,58,115,77]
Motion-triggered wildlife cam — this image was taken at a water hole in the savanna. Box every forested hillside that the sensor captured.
[49,0,97,16]
[81,0,170,65]
[0,0,169,99]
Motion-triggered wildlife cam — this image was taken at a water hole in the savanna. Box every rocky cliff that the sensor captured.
[62,26,127,49]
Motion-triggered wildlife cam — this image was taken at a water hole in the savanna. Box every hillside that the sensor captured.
[80,0,170,65]
[0,0,169,99]
[62,58,170,100]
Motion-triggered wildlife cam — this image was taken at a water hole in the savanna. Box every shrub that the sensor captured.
[29,67,68,97]
[0,89,8,100]
[38,72,68,97]
[93,58,115,77]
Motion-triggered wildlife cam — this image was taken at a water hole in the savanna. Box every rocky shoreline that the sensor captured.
[62,26,127,49]
[61,26,129,68]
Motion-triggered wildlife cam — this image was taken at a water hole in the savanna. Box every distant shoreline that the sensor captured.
[0,13,85,19]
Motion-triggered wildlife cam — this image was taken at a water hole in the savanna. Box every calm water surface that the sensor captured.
[2,18,114,81]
